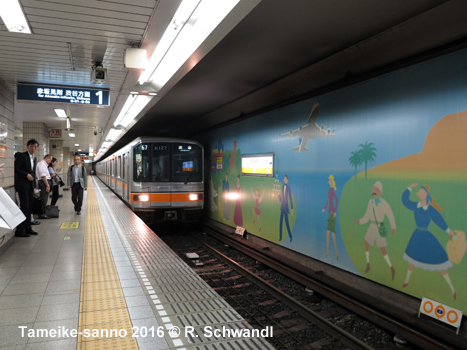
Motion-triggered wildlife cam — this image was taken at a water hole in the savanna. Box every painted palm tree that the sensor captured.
[359,141,377,179]
[349,150,362,179]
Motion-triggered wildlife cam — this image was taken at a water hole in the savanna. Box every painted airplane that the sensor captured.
[280,103,334,152]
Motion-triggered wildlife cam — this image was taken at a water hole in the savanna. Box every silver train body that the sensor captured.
[95,137,204,223]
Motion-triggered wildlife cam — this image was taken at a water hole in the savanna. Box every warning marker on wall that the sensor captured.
[418,297,463,334]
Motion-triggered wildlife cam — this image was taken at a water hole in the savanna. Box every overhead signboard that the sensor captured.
[17,83,110,106]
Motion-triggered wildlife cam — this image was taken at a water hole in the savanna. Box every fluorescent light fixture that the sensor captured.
[78,149,82,151]
[102,141,113,149]
[66,117,72,130]
[138,0,201,84]
[106,128,123,142]
[139,0,240,90]
[74,144,79,147]
[68,133,76,137]
[113,95,153,128]
[0,0,32,34]
[54,109,67,118]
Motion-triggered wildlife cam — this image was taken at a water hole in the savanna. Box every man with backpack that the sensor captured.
[67,155,87,215]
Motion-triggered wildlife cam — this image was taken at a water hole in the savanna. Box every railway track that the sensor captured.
[156,222,461,350]
[192,236,376,350]
[157,226,399,349]
[198,226,460,350]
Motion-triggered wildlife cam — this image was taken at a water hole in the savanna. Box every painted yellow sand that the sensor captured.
[372,111,467,175]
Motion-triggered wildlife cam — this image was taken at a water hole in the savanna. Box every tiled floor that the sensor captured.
[0,189,83,350]
[0,178,275,350]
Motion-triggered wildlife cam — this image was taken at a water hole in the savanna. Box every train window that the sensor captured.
[118,156,121,178]
[134,144,150,181]
[152,143,169,182]
[172,143,202,182]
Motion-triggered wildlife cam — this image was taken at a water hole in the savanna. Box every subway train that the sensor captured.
[95,137,204,223]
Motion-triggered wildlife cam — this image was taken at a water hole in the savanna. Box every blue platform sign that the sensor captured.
[17,83,110,106]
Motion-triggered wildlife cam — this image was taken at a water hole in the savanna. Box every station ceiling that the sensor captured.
[2,0,467,158]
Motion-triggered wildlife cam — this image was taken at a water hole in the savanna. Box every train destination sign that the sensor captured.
[17,83,110,106]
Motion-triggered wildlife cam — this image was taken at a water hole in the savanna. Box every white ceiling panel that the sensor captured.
[2,0,467,161]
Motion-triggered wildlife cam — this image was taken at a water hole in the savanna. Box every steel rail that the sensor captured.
[194,236,375,350]
[201,227,458,350]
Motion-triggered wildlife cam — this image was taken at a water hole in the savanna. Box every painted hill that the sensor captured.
[372,111,467,176]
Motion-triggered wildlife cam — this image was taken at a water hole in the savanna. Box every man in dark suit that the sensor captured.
[279,174,294,242]
[14,139,39,237]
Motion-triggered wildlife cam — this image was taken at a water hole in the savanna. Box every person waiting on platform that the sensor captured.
[36,154,53,219]
[48,157,61,206]
[67,155,87,215]
[14,139,39,237]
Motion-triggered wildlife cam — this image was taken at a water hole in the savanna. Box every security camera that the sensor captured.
[91,62,107,83]
[94,131,98,136]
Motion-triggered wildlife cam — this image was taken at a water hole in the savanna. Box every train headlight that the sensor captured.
[226,193,239,200]
[189,194,199,201]
[133,194,150,202]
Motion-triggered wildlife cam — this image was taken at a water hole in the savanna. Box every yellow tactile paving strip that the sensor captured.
[77,180,138,350]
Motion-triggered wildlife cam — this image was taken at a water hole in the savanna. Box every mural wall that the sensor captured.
[199,49,467,312]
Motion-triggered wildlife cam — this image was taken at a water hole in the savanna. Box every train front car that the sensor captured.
[130,138,204,223]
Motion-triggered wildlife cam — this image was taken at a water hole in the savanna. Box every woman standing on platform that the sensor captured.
[48,158,61,206]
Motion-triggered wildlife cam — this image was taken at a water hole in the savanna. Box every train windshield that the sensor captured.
[133,142,202,182]
[172,143,202,182]
[134,143,150,181]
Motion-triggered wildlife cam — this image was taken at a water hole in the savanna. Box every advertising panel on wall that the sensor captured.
[200,49,467,313]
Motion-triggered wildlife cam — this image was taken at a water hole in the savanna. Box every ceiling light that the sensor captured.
[106,128,123,142]
[0,0,32,34]
[139,0,240,90]
[102,141,113,149]
[113,95,153,128]
[138,0,201,84]
[68,133,76,137]
[54,109,67,118]
[148,92,158,96]
[65,116,74,131]
[74,144,79,147]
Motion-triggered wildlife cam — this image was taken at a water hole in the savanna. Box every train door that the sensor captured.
[123,152,129,201]
[118,155,122,197]
[150,143,170,208]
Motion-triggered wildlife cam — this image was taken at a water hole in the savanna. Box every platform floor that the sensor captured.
[0,177,274,350]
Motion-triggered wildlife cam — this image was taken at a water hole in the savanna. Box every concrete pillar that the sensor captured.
[63,147,71,185]
[23,122,49,159]
[0,79,18,251]
[49,140,63,177]
[0,79,15,190]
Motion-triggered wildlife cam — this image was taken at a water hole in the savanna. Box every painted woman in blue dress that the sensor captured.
[402,183,456,299]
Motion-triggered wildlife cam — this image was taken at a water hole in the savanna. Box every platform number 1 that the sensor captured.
[96,91,103,105]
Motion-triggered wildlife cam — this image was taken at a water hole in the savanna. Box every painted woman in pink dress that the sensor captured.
[251,187,265,232]
[233,175,243,226]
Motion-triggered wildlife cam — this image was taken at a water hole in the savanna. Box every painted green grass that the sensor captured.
[340,175,467,309]
[210,173,296,244]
